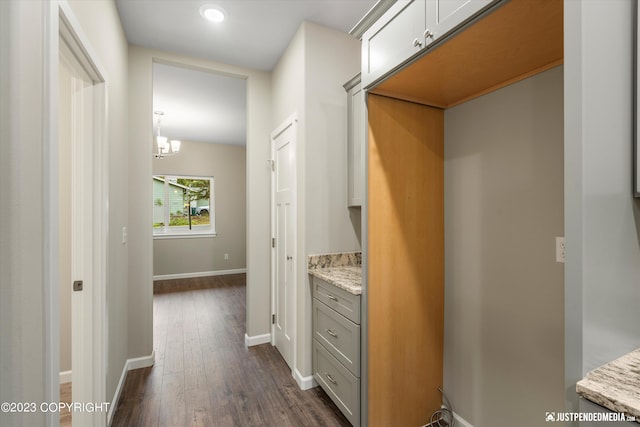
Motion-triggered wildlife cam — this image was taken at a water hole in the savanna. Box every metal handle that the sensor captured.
[326,373,337,385]
[286,255,292,260]
[326,329,338,338]
[412,38,423,48]
[424,29,433,39]
[327,294,338,302]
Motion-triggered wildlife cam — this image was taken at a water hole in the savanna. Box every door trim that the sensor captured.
[55,2,109,425]
[270,113,298,372]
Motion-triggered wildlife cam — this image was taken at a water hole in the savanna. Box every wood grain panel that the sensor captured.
[372,0,563,108]
[367,94,444,426]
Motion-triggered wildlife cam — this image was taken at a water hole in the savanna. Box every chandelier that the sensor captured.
[154,111,181,159]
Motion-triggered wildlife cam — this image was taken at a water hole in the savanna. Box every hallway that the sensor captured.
[111,274,349,426]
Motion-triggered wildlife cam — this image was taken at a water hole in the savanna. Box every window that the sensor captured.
[153,175,215,237]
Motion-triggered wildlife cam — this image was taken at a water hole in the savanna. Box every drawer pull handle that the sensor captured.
[327,294,338,302]
[326,373,337,385]
[326,329,338,338]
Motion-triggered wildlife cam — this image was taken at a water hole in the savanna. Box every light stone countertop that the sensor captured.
[576,348,640,423]
[308,266,362,295]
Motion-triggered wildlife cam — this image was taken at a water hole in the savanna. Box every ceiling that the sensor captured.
[152,63,247,145]
[116,1,375,147]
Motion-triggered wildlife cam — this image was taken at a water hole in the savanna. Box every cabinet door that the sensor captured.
[361,0,426,88]
[427,0,500,41]
[347,79,364,207]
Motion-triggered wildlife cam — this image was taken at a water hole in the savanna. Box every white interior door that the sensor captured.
[271,116,297,370]
[59,9,108,425]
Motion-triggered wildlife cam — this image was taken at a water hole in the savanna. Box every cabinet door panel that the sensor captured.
[347,80,364,207]
[361,0,426,88]
[313,277,361,324]
[429,0,500,40]
[313,299,360,376]
[313,340,360,426]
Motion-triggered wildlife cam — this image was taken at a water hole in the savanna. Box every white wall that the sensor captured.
[271,20,306,376]
[305,23,361,255]
[128,46,272,353]
[0,0,130,423]
[564,1,640,423]
[153,141,247,277]
[0,1,51,423]
[271,21,360,378]
[444,66,564,427]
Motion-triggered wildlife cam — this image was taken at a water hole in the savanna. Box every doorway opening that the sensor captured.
[58,5,109,426]
[150,61,248,338]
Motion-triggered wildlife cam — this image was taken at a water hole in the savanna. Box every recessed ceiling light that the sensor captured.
[200,5,226,23]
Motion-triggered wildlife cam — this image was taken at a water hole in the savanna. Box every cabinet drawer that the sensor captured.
[313,339,360,426]
[312,278,361,324]
[313,299,360,376]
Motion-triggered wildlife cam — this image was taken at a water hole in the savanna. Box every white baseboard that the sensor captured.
[127,351,155,370]
[452,411,474,427]
[59,370,72,384]
[107,350,155,427]
[294,368,317,390]
[153,268,246,281]
[245,332,271,347]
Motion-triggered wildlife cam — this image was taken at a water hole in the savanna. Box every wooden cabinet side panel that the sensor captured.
[367,94,444,426]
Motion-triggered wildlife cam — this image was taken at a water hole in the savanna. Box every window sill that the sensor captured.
[153,232,218,240]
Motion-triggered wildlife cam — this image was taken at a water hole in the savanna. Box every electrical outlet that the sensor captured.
[555,237,565,263]
[122,226,127,245]
[224,253,229,260]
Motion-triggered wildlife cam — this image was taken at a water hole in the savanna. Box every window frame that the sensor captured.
[152,175,217,239]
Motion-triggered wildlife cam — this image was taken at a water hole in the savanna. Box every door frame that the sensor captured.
[52,2,109,425]
[270,114,298,371]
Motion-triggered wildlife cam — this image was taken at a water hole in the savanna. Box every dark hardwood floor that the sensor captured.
[111,274,350,427]
[60,382,71,427]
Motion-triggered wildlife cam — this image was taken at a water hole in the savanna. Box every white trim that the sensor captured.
[293,368,317,391]
[59,370,72,385]
[153,268,246,281]
[452,411,474,427]
[349,0,397,39]
[44,2,60,425]
[107,364,128,426]
[244,333,271,347]
[153,232,218,240]
[107,351,155,426]
[127,350,156,370]
[57,2,109,426]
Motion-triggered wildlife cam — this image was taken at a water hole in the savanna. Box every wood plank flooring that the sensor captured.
[60,382,71,427]
[111,274,350,427]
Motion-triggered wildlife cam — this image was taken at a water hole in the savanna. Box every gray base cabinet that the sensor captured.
[312,277,361,426]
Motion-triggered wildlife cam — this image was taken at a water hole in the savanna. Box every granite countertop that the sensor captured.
[576,348,640,423]
[309,266,362,295]
[307,252,362,295]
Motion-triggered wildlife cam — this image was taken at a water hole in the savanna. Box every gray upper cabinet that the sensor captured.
[344,74,364,207]
[430,0,497,38]
[361,0,502,89]
[361,0,426,89]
